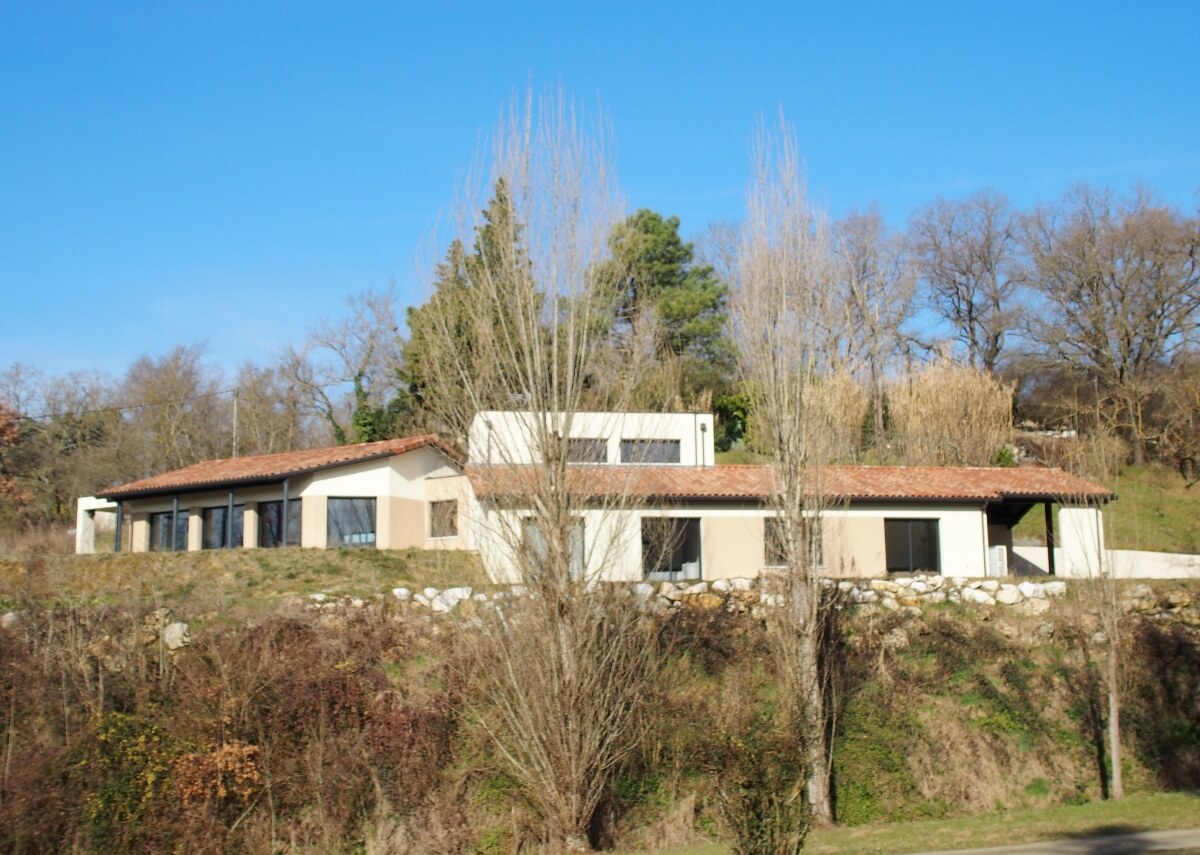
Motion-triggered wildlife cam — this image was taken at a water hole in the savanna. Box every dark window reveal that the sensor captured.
[150,510,189,552]
[327,498,376,548]
[567,438,608,463]
[642,517,701,581]
[202,505,244,550]
[258,500,302,548]
[620,438,681,464]
[521,518,585,580]
[884,518,940,574]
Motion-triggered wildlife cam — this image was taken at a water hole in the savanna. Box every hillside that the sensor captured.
[1012,465,1200,554]
[1,553,1198,853]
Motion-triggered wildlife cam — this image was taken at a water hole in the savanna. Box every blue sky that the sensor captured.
[2,1,1197,377]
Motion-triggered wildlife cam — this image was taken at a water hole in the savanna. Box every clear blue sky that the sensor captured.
[2,1,1197,377]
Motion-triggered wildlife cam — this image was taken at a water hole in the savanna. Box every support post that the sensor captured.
[226,490,235,549]
[114,501,124,553]
[171,495,179,551]
[1044,501,1057,577]
[281,479,290,548]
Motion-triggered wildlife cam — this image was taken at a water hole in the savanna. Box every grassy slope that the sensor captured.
[1013,465,1200,554]
[619,791,1200,855]
[0,547,487,615]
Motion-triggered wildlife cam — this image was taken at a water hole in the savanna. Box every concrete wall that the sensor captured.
[1012,546,1200,579]
[469,411,715,466]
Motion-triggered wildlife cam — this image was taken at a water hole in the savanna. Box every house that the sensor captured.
[77,411,1113,582]
[464,411,1113,582]
[77,435,472,554]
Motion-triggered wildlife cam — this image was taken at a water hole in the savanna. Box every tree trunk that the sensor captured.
[1106,639,1124,799]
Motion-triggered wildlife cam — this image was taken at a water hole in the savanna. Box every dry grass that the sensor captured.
[0,547,487,615]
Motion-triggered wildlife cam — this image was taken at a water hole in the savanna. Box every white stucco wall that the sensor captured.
[472,502,992,583]
[469,411,715,466]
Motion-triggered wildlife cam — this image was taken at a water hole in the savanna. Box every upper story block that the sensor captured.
[468,411,716,467]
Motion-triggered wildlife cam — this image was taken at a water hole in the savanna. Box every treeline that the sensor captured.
[2,183,1198,533]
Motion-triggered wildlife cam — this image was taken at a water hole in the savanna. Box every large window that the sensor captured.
[258,500,302,548]
[764,517,823,568]
[567,438,608,464]
[202,505,244,550]
[327,498,376,548]
[430,500,457,538]
[620,438,681,464]
[642,517,701,581]
[885,518,940,574]
[150,510,189,552]
[521,518,585,580]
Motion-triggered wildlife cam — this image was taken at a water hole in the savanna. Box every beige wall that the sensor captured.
[378,496,424,549]
[130,513,150,552]
[824,515,886,578]
[424,474,473,550]
[301,495,327,548]
[243,502,259,548]
[702,516,763,580]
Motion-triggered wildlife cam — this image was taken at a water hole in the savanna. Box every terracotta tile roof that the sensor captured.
[466,464,1113,503]
[100,435,461,499]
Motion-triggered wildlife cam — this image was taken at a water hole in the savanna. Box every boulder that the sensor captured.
[0,611,18,629]
[961,587,996,606]
[392,587,412,601]
[1043,581,1068,598]
[879,596,900,611]
[710,579,732,593]
[979,579,1001,593]
[728,577,755,591]
[995,585,1023,605]
[683,582,709,596]
[871,579,900,594]
[688,593,725,611]
[632,582,656,600]
[1017,581,1046,600]
[922,590,948,605]
[161,622,190,650]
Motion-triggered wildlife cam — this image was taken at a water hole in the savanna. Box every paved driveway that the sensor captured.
[916,828,1200,855]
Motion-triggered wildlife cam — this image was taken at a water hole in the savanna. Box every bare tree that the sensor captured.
[834,206,917,445]
[282,287,404,445]
[117,344,228,476]
[731,116,841,831]
[418,87,656,851]
[1022,186,1200,465]
[910,190,1025,372]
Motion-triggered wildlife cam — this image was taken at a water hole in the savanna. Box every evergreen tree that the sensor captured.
[599,209,738,437]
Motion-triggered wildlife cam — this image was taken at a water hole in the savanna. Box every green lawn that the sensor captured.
[619,791,1200,855]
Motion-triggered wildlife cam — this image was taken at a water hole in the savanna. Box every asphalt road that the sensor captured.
[916,829,1200,855]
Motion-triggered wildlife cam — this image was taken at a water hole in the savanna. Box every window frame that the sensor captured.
[257,499,302,548]
[149,510,189,552]
[620,438,682,464]
[429,500,458,539]
[521,517,585,581]
[884,517,940,575]
[202,505,244,550]
[567,437,608,464]
[642,516,702,581]
[326,497,377,549]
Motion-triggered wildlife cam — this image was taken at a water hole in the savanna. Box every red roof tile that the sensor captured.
[100,435,461,499]
[466,464,1113,503]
